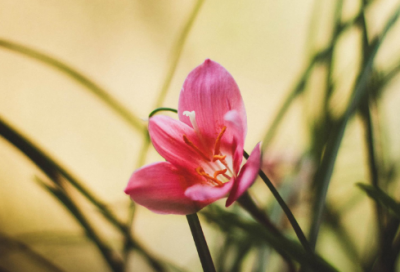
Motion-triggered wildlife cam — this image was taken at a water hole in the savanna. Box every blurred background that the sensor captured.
[0,0,400,271]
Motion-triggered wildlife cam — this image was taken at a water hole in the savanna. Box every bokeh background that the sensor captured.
[1,0,400,271]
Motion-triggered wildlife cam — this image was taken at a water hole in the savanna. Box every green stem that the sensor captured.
[237,192,280,235]
[154,0,205,108]
[186,213,216,272]
[243,151,312,253]
[237,192,296,272]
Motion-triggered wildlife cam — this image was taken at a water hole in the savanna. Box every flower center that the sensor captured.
[182,111,233,186]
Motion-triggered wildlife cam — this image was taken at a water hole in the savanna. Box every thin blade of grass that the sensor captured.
[261,5,368,152]
[243,151,312,254]
[0,39,144,132]
[357,183,400,219]
[36,177,124,272]
[308,4,400,249]
[154,0,205,108]
[201,207,338,272]
[0,117,168,272]
[0,232,66,272]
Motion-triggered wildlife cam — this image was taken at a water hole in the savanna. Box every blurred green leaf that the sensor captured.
[154,0,205,108]
[357,183,400,219]
[0,232,66,272]
[35,177,124,272]
[308,3,400,249]
[201,206,338,272]
[0,118,168,272]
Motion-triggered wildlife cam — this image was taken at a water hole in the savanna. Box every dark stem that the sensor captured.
[186,213,216,272]
[237,192,280,235]
[237,192,296,272]
[243,151,312,253]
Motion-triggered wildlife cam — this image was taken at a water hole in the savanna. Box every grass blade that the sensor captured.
[202,206,338,272]
[0,39,144,132]
[36,178,124,272]
[154,0,205,108]
[308,4,400,249]
[357,183,400,219]
[0,117,167,272]
[0,232,66,272]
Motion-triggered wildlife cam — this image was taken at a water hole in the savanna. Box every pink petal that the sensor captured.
[185,179,234,203]
[178,59,247,148]
[124,162,201,215]
[224,110,245,174]
[149,115,210,176]
[226,142,262,207]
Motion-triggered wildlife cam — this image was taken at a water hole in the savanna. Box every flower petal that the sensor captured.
[226,142,261,207]
[178,59,247,147]
[224,110,245,174]
[185,179,234,203]
[149,115,210,175]
[124,162,201,215]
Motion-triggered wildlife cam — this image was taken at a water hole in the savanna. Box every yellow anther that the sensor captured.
[213,154,227,162]
[213,168,227,179]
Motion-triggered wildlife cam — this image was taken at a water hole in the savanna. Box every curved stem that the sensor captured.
[149,107,178,117]
[237,192,296,272]
[186,213,216,272]
[243,151,312,253]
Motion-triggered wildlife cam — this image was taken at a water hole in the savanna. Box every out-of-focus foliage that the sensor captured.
[1,0,400,271]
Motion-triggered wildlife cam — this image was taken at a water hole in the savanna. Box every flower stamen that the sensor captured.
[213,154,227,162]
[183,135,210,161]
[213,168,227,179]
[214,126,227,155]
[196,167,223,185]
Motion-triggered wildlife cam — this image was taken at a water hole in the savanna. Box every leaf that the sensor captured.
[201,206,338,272]
[0,119,168,272]
[357,183,400,219]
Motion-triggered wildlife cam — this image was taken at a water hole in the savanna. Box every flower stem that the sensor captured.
[186,213,216,272]
[243,151,312,253]
[148,107,178,117]
[237,192,296,272]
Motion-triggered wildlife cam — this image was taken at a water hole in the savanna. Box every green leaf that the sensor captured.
[201,206,338,272]
[0,118,168,272]
[35,177,124,272]
[357,183,400,219]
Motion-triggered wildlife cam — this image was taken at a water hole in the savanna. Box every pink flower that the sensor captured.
[124,59,261,215]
